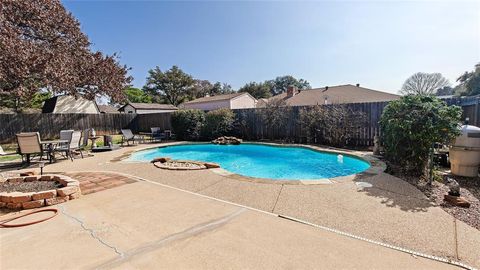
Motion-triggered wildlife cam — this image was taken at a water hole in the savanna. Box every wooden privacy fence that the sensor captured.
[233,96,480,147]
[233,102,388,146]
[0,113,172,143]
[0,96,478,145]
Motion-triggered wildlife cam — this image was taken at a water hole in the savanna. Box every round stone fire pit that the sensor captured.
[0,175,81,210]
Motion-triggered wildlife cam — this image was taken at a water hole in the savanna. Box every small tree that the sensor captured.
[261,98,292,140]
[202,109,235,139]
[400,72,449,96]
[380,95,462,176]
[171,109,205,141]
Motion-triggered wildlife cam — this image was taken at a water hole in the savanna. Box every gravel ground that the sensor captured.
[403,174,480,231]
[0,181,61,193]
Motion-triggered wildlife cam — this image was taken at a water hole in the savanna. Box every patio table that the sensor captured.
[139,132,159,143]
[40,139,68,163]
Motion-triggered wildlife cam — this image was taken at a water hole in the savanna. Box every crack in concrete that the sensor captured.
[195,178,225,193]
[95,207,247,269]
[271,184,284,212]
[58,205,125,257]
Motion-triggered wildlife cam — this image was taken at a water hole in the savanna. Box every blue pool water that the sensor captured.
[128,143,370,180]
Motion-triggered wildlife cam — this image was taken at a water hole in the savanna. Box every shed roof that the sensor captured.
[120,103,178,110]
[183,92,248,104]
[98,105,120,113]
[42,95,100,113]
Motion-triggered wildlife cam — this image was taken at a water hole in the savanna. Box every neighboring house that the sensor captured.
[42,95,99,114]
[181,92,257,111]
[118,102,178,114]
[97,105,120,114]
[261,84,399,107]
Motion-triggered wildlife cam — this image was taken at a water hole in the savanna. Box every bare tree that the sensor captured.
[400,72,450,95]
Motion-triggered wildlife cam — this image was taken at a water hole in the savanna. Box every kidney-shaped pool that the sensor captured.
[127,143,370,180]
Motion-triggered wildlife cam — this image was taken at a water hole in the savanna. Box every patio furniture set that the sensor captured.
[4,127,174,165]
[122,127,174,145]
[15,129,90,164]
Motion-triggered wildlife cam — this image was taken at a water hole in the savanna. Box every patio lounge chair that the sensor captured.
[121,129,144,146]
[16,132,44,164]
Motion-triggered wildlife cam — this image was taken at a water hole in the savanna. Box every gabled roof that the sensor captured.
[267,84,399,106]
[42,95,100,113]
[183,92,250,104]
[119,102,178,111]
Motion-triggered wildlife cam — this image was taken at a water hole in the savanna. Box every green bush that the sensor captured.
[171,109,205,140]
[380,95,462,176]
[202,108,235,139]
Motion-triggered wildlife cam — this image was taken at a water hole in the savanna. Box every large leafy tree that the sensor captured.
[124,87,152,103]
[400,72,449,95]
[238,82,271,99]
[0,0,132,112]
[189,80,234,99]
[456,63,480,96]
[265,75,311,95]
[143,66,194,106]
[435,86,454,96]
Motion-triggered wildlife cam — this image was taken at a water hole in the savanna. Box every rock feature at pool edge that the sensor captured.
[152,157,221,170]
[211,136,242,145]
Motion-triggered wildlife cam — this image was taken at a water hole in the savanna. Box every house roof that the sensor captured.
[183,92,248,104]
[119,102,178,111]
[266,84,399,106]
[42,95,100,113]
[97,105,120,113]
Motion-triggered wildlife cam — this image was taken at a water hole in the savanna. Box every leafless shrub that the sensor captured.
[299,104,366,147]
[260,98,292,140]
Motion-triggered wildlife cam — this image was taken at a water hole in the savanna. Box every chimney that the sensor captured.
[286,86,297,97]
[356,83,360,87]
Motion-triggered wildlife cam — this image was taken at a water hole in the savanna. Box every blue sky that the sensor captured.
[63,1,479,94]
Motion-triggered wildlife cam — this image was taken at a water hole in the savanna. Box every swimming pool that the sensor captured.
[127,143,370,180]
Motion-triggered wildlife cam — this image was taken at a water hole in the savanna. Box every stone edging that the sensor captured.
[0,174,81,210]
[152,157,220,170]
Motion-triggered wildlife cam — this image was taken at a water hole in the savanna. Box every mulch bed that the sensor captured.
[0,181,62,193]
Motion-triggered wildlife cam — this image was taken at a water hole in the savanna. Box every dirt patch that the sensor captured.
[0,181,62,193]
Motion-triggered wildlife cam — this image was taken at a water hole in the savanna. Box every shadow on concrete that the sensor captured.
[352,172,437,213]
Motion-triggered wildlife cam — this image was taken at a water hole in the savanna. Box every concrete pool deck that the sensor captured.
[0,176,461,269]
[1,142,479,269]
